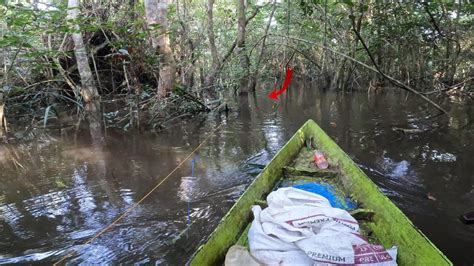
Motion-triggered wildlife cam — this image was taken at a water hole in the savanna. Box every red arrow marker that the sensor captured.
[268,66,293,100]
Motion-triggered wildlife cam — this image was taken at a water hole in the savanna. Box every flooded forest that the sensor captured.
[0,0,473,264]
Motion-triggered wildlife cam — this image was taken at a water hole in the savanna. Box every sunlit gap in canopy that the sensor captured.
[3,0,59,10]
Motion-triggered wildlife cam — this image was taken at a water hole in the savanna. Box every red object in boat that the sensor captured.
[314,150,329,169]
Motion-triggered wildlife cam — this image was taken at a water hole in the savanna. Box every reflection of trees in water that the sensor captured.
[238,95,251,155]
[449,103,471,130]
[86,101,105,148]
[0,100,137,261]
[0,165,98,252]
[83,100,125,220]
[178,176,212,202]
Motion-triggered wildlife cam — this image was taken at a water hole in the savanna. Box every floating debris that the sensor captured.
[426,193,437,201]
[460,211,474,225]
[421,146,457,162]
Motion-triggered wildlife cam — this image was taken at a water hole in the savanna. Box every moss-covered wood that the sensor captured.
[283,166,338,178]
[189,119,451,266]
[304,120,451,265]
[189,125,306,266]
[350,208,376,221]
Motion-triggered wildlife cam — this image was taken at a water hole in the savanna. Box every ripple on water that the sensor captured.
[0,249,64,264]
[69,229,97,240]
[421,145,457,162]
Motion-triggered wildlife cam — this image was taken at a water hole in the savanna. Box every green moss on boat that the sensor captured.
[189,119,451,265]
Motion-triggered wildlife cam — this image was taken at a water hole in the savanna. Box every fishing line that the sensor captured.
[54,123,223,265]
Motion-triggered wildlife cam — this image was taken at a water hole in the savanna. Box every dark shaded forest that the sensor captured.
[0,0,472,133]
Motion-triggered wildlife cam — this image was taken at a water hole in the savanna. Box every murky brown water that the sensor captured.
[0,82,473,264]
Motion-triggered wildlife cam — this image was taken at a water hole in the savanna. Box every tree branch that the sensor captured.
[246,3,267,25]
[270,34,448,114]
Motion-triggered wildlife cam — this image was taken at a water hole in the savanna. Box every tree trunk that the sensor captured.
[0,92,6,138]
[179,0,195,88]
[203,2,260,93]
[249,0,277,91]
[205,0,219,87]
[129,0,137,20]
[145,0,176,98]
[67,0,99,103]
[237,0,250,94]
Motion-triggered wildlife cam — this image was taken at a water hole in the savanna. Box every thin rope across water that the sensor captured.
[54,123,224,265]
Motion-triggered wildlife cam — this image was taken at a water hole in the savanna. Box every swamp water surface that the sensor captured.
[0,83,473,265]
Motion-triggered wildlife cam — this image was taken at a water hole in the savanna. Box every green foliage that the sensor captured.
[0,0,472,130]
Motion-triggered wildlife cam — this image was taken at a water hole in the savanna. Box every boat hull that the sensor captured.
[189,119,451,265]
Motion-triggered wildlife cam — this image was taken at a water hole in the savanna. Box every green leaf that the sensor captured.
[21,42,32,48]
[341,0,353,7]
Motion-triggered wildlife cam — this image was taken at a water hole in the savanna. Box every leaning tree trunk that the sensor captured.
[237,0,250,94]
[0,92,6,138]
[67,0,99,103]
[145,0,176,98]
[249,0,277,91]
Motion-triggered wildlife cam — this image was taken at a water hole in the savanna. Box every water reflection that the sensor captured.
[0,85,472,264]
[178,176,206,202]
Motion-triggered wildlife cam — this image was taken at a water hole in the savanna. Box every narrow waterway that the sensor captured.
[0,82,472,264]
